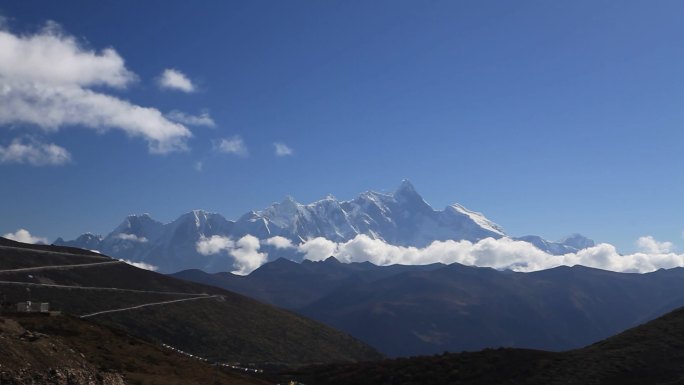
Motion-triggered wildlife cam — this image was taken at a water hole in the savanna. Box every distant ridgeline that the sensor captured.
[174,257,684,358]
[55,180,594,273]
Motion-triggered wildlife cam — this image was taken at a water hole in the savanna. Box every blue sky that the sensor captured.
[1,0,683,252]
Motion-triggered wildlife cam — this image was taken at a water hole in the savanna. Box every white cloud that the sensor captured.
[158,69,195,92]
[119,259,158,271]
[0,23,192,153]
[196,235,266,275]
[274,142,293,156]
[264,236,294,249]
[116,233,148,243]
[216,136,248,157]
[3,229,48,244]
[0,137,71,166]
[0,23,135,87]
[297,234,684,274]
[637,235,673,254]
[195,233,684,275]
[230,235,267,275]
[167,110,215,127]
[298,237,339,261]
[196,235,235,255]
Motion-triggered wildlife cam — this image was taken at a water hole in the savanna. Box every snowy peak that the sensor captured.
[259,196,305,228]
[559,234,595,250]
[393,179,428,206]
[54,233,103,250]
[108,213,164,244]
[394,179,418,197]
[169,210,234,238]
[54,181,595,273]
[514,234,595,255]
[176,209,210,228]
[230,180,506,246]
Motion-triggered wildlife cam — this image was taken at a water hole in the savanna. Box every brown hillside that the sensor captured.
[0,314,268,385]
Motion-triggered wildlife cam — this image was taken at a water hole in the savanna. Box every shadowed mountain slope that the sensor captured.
[175,258,684,357]
[287,305,684,385]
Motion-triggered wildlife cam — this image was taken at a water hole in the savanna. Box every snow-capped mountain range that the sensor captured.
[55,180,594,273]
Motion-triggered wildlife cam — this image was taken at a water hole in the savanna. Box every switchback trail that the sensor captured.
[0,244,109,259]
[0,280,210,296]
[0,260,123,274]
[80,295,220,318]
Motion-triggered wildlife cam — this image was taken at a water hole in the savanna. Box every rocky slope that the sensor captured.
[0,314,267,385]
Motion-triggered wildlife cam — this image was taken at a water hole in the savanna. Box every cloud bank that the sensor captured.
[3,228,48,244]
[0,22,192,154]
[637,235,673,254]
[158,69,195,92]
[300,235,684,274]
[197,233,684,275]
[0,137,71,166]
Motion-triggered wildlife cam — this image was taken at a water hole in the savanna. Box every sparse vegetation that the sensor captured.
[1,313,269,385]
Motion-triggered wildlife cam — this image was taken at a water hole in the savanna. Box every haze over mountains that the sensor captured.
[56,180,595,273]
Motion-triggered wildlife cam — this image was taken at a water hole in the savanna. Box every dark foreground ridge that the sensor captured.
[286,306,684,385]
[0,238,381,368]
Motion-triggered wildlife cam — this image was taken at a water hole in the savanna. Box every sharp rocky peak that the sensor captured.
[395,179,418,195]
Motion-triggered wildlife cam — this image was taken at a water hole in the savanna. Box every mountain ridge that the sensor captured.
[173,258,684,357]
[56,181,594,273]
